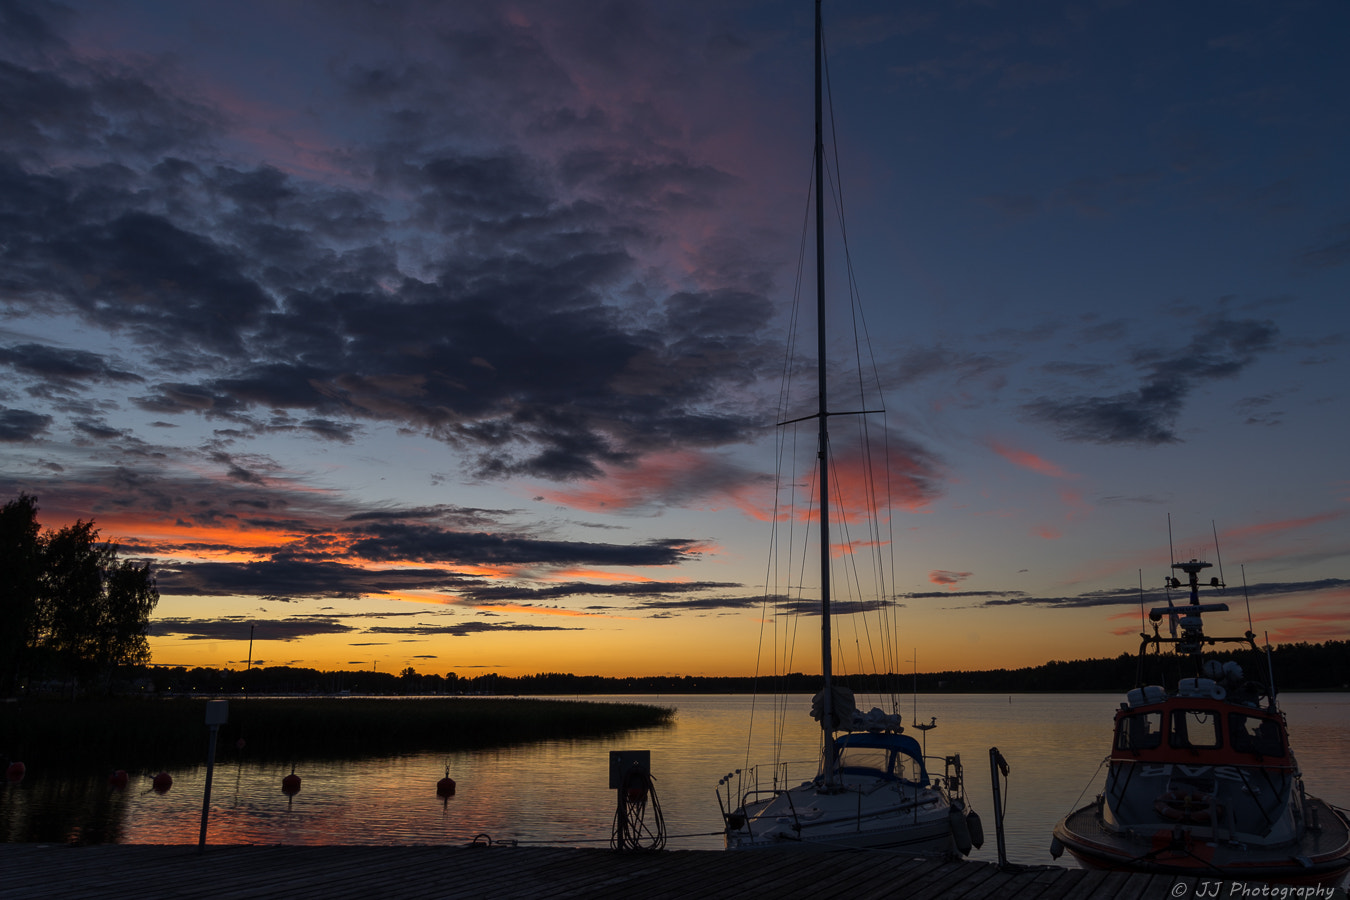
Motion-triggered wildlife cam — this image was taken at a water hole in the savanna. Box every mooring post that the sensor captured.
[989,746,1010,868]
[198,700,228,853]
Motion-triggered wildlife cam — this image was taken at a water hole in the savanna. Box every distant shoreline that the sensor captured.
[15,638,1348,700]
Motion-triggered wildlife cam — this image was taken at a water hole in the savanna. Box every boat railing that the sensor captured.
[719,760,812,820]
[923,754,964,797]
[740,760,815,796]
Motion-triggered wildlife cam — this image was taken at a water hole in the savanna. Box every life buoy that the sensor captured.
[1153,789,1221,824]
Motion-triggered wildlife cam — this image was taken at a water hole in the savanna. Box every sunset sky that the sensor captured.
[2,0,1347,679]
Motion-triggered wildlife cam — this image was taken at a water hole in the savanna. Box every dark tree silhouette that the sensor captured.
[0,495,159,694]
[0,494,43,694]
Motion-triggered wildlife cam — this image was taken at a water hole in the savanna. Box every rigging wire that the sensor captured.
[746,149,817,780]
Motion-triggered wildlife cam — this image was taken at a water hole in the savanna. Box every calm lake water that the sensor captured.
[4,692,1348,867]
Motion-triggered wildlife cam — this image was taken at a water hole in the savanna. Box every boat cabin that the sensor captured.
[1111,688,1289,765]
[825,732,930,786]
[1103,681,1299,842]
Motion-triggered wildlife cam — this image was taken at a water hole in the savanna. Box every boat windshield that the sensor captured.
[1229,712,1285,757]
[837,746,892,775]
[1115,711,1163,751]
[828,734,928,784]
[1169,709,1222,750]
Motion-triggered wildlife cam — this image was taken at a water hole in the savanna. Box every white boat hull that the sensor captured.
[726,778,961,853]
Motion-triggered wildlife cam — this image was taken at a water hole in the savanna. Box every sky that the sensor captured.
[2,0,1348,680]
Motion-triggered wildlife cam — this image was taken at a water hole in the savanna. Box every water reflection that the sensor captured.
[3,693,1347,868]
[0,772,133,844]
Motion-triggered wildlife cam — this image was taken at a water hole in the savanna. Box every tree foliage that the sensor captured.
[0,494,159,694]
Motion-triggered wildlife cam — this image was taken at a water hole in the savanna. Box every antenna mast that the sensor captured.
[1211,520,1227,590]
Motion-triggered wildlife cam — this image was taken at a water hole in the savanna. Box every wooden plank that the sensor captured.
[1052,867,1118,900]
[888,857,998,900]
[1003,863,1082,900]
[5,844,1331,900]
[915,861,1057,900]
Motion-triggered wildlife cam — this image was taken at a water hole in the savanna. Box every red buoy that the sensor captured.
[5,761,24,784]
[109,769,129,789]
[282,771,301,796]
[437,776,456,797]
[152,771,173,794]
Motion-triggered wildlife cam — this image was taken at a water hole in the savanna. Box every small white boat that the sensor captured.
[715,0,980,856]
[1052,558,1350,886]
[720,699,979,853]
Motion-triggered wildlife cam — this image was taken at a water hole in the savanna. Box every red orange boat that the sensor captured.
[1051,558,1350,886]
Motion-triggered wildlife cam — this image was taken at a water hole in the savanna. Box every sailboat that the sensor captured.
[1051,557,1350,884]
[715,0,981,855]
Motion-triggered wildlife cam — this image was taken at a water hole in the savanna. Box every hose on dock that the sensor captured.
[611,767,666,851]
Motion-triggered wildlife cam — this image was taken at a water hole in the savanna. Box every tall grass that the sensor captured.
[2,697,675,769]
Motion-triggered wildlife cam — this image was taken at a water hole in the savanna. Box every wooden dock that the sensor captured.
[1,844,1344,900]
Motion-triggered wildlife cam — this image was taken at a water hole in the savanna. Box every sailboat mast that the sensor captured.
[814,0,834,732]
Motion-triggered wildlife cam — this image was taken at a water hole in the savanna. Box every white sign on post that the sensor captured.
[205,699,229,725]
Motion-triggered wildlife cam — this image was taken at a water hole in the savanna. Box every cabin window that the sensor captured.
[835,746,890,775]
[1229,713,1284,757]
[1169,709,1221,750]
[1115,711,1162,750]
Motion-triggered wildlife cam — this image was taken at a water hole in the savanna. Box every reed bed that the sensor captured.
[2,697,675,769]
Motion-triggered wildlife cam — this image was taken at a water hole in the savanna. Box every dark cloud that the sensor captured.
[0,407,51,441]
[1297,223,1350,270]
[150,617,355,641]
[366,621,581,636]
[462,580,740,605]
[904,590,1025,600]
[71,418,121,441]
[0,342,142,388]
[965,578,1350,609]
[617,592,900,615]
[0,2,782,491]
[148,608,592,642]
[344,505,511,528]
[155,558,479,599]
[346,521,699,567]
[0,1,70,61]
[1023,316,1279,444]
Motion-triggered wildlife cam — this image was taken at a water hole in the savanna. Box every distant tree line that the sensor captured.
[121,640,1350,697]
[0,495,159,696]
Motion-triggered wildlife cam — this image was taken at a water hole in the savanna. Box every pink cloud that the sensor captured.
[537,450,770,518]
[988,439,1075,479]
[1222,510,1349,543]
[929,570,971,589]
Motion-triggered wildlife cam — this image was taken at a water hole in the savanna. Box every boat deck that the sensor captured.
[1057,795,1350,883]
[2,844,1346,900]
